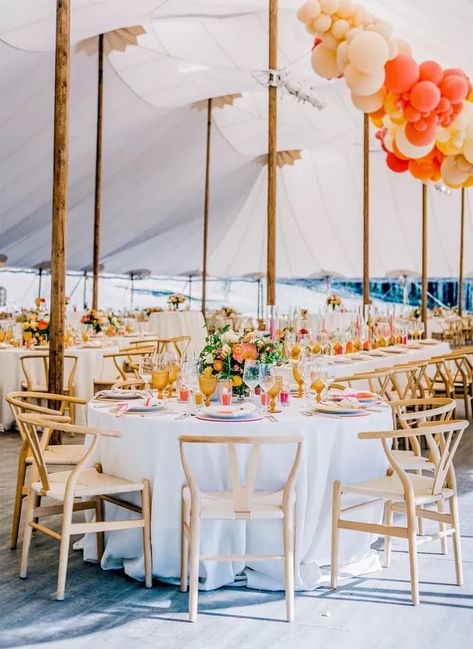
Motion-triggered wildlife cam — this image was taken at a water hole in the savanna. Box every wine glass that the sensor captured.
[292,363,305,398]
[166,353,180,398]
[243,359,260,399]
[199,373,217,407]
[321,359,336,401]
[301,357,325,404]
[417,321,425,339]
[259,364,282,414]
[139,354,153,391]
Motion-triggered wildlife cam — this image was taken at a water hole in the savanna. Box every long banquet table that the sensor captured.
[85,399,392,591]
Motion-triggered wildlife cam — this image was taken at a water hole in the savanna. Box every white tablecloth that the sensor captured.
[148,310,207,354]
[85,400,392,591]
[0,343,123,429]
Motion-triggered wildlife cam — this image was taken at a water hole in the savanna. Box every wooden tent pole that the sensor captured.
[458,187,465,316]
[202,97,212,318]
[48,0,70,400]
[363,113,370,307]
[92,33,104,310]
[266,0,278,306]
[38,268,43,299]
[421,183,428,337]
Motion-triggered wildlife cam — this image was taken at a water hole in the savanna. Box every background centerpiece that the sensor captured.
[199,326,286,396]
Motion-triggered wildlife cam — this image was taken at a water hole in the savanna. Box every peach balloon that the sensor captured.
[311,45,340,79]
[440,75,468,103]
[419,60,443,85]
[387,39,399,61]
[344,64,385,96]
[405,105,421,122]
[351,87,386,112]
[313,13,332,33]
[441,157,469,186]
[320,0,339,14]
[463,140,473,164]
[456,155,473,174]
[331,18,350,39]
[396,124,435,158]
[348,31,389,74]
[385,55,419,94]
[297,0,321,22]
[322,32,340,50]
[336,41,350,70]
[337,0,355,19]
[406,121,437,146]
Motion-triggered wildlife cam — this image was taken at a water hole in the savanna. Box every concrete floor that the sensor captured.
[1,425,472,649]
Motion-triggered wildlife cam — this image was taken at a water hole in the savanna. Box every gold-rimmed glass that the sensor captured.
[199,374,217,407]
[292,364,304,398]
[166,361,180,398]
[152,358,169,400]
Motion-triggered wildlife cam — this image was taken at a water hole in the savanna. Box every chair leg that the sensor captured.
[283,506,295,622]
[449,495,463,586]
[180,492,189,593]
[406,504,419,605]
[19,490,36,578]
[33,494,41,526]
[188,509,201,622]
[142,480,152,588]
[95,496,105,562]
[11,454,28,550]
[56,499,74,601]
[384,500,393,567]
[331,481,341,591]
[437,500,448,555]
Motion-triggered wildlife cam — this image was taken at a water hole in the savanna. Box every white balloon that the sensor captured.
[320,0,339,14]
[297,0,321,22]
[337,0,355,18]
[336,41,350,70]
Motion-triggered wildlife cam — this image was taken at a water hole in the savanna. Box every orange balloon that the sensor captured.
[370,107,385,119]
[392,141,409,161]
[406,121,437,146]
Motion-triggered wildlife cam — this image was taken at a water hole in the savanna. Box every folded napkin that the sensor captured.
[94,389,144,400]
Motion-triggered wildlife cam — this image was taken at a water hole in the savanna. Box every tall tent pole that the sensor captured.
[266,0,277,306]
[83,271,88,309]
[48,0,70,399]
[458,187,466,316]
[363,114,370,307]
[92,33,104,310]
[202,97,212,318]
[421,183,428,337]
[38,268,43,299]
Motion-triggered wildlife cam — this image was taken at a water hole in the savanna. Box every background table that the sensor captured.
[85,400,392,592]
[148,310,207,354]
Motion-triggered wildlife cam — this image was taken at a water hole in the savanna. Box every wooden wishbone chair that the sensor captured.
[111,378,146,390]
[129,336,191,359]
[179,434,303,622]
[17,414,152,601]
[331,419,468,605]
[6,391,87,550]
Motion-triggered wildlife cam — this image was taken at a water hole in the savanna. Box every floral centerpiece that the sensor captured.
[327,293,342,311]
[81,309,107,333]
[221,306,235,317]
[168,294,186,311]
[411,307,422,320]
[34,297,46,310]
[143,307,163,318]
[106,311,123,332]
[22,315,49,345]
[199,326,286,396]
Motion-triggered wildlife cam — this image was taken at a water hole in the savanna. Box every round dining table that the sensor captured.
[148,310,207,354]
[84,398,392,592]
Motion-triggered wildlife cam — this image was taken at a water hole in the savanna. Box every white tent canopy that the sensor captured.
[1,0,473,279]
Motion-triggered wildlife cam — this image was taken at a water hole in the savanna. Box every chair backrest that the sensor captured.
[6,391,86,442]
[16,413,120,494]
[128,336,191,358]
[390,397,455,430]
[179,435,303,515]
[20,354,78,391]
[104,349,153,380]
[336,369,393,399]
[359,419,468,497]
[111,378,146,390]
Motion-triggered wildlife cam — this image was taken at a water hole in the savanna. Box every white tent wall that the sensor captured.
[1,0,473,282]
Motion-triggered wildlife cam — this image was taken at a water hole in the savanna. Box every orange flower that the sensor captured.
[242,343,258,360]
[213,360,223,372]
[37,320,48,331]
[232,343,244,357]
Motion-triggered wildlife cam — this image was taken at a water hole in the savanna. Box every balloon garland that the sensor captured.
[297,0,473,188]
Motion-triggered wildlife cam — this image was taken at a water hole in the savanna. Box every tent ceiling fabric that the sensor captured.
[1,0,473,279]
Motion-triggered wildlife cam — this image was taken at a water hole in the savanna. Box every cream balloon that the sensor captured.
[337,0,355,18]
[311,45,341,79]
[296,0,321,22]
[441,156,469,186]
[367,21,393,40]
[320,0,339,14]
[336,41,350,71]
[456,155,473,174]
[387,39,399,61]
[348,31,389,74]
[344,63,385,96]
[396,124,435,159]
[345,27,363,42]
[396,38,412,57]
[351,88,386,112]
[313,13,332,33]
[463,140,473,164]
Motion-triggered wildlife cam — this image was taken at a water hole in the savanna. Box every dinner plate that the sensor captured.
[384,348,404,354]
[367,350,388,357]
[196,413,264,423]
[125,399,165,413]
[311,404,369,417]
[330,391,379,404]
[334,356,353,364]
[350,353,370,360]
[200,404,258,420]
[419,339,440,345]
